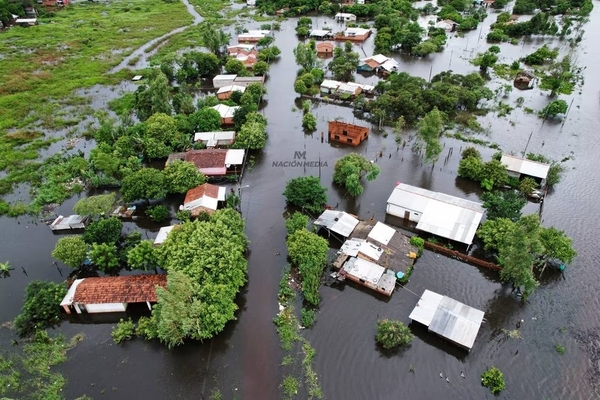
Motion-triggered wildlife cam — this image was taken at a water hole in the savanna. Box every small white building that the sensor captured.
[500,154,550,183]
[335,13,357,22]
[216,84,246,100]
[310,29,333,39]
[194,131,236,148]
[211,104,240,125]
[246,0,256,5]
[238,30,271,42]
[49,215,90,231]
[314,210,360,238]
[213,74,237,88]
[181,183,226,216]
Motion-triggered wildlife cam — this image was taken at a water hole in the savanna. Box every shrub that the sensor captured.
[302,113,317,131]
[301,308,316,328]
[283,176,328,214]
[461,146,481,160]
[83,217,123,245]
[52,236,88,268]
[285,212,309,235]
[136,316,158,340]
[14,281,67,337]
[481,367,506,394]
[146,205,170,222]
[409,236,424,256]
[518,177,538,196]
[375,319,413,349]
[112,318,136,344]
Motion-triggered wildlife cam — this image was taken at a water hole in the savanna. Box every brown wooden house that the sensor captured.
[328,121,369,146]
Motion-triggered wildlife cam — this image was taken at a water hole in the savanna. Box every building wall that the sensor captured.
[328,121,369,146]
[85,303,128,313]
[386,204,422,223]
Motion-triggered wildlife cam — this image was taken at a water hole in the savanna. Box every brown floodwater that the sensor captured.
[1,4,600,400]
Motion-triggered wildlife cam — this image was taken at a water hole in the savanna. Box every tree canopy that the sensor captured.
[333,153,380,197]
[329,44,360,82]
[481,190,526,221]
[73,193,116,216]
[232,112,268,149]
[52,236,88,268]
[164,160,206,194]
[121,168,167,202]
[416,107,445,162]
[283,176,328,214]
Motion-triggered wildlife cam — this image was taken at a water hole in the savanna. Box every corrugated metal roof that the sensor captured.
[370,54,388,64]
[321,79,340,89]
[368,222,396,246]
[501,154,550,180]
[314,210,359,238]
[217,85,246,94]
[409,290,484,350]
[213,74,237,81]
[310,29,331,36]
[342,257,385,285]
[154,225,177,245]
[211,104,239,118]
[340,238,383,260]
[337,83,359,94]
[225,149,245,166]
[194,131,236,143]
[380,59,399,72]
[344,27,370,36]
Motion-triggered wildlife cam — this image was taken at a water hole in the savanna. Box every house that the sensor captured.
[213,74,237,88]
[335,13,357,22]
[335,27,371,42]
[49,215,90,231]
[316,42,334,57]
[328,121,369,146]
[14,18,38,26]
[180,183,227,216]
[169,149,246,177]
[514,70,537,90]
[227,44,258,68]
[320,79,340,95]
[60,275,167,314]
[314,210,360,238]
[500,154,550,185]
[154,225,178,246]
[216,85,246,100]
[275,8,289,16]
[436,19,458,32]
[386,183,485,245]
[211,104,239,125]
[213,74,265,89]
[336,82,362,97]
[227,44,256,55]
[238,30,271,43]
[193,131,236,148]
[42,0,69,7]
[358,54,399,74]
[310,29,333,40]
[346,81,375,95]
[320,80,373,97]
[409,290,485,351]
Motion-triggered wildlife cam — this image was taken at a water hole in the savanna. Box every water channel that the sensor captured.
[1,2,600,399]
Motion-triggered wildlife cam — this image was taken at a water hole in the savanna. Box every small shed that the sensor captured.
[60,275,167,314]
[386,183,485,245]
[194,131,236,148]
[339,257,397,296]
[328,121,369,146]
[310,29,333,40]
[238,30,271,43]
[154,225,177,246]
[379,59,400,74]
[335,13,357,22]
[211,104,239,125]
[316,42,334,57]
[49,215,90,231]
[213,74,237,88]
[181,183,226,216]
[336,27,370,42]
[500,154,550,183]
[216,84,246,100]
[436,19,458,32]
[314,210,360,238]
[132,75,143,81]
[409,289,485,351]
[320,79,340,94]
[514,70,537,90]
[346,81,375,95]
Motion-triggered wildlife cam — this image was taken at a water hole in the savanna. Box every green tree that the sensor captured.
[225,58,246,75]
[375,319,414,349]
[481,367,506,394]
[190,107,223,132]
[73,193,116,216]
[146,205,170,222]
[417,107,445,162]
[283,176,328,213]
[121,168,167,203]
[293,42,320,72]
[83,217,123,245]
[481,159,509,189]
[233,112,268,149]
[14,281,68,337]
[285,212,309,235]
[164,160,206,194]
[143,113,186,158]
[539,227,577,272]
[257,36,274,48]
[302,113,317,131]
[90,243,120,273]
[477,217,516,252]
[539,56,577,97]
[52,236,88,268]
[329,46,360,82]
[286,229,329,306]
[472,49,499,72]
[540,99,568,118]
[333,153,380,197]
[127,240,158,271]
[134,71,172,121]
[481,191,526,221]
[253,60,269,76]
[294,79,308,95]
[518,177,538,196]
[201,23,230,56]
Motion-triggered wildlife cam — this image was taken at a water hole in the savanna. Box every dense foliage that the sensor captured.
[333,153,380,197]
[233,111,268,149]
[329,43,360,82]
[163,160,206,194]
[112,318,136,344]
[286,229,329,306]
[73,193,116,216]
[14,281,67,337]
[285,212,309,235]
[458,150,509,190]
[83,217,123,245]
[416,107,445,162]
[52,236,88,268]
[481,190,526,221]
[121,168,167,202]
[283,176,328,214]
[127,240,158,271]
[375,319,414,349]
[481,367,506,394]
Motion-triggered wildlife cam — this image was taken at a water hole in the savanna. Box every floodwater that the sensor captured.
[1,3,600,400]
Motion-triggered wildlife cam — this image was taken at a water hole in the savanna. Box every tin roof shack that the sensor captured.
[436,19,458,32]
[500,154,550,185]
[335,27,371,42]
[216,84,246,100]
[211,104,239,126]
[213,74,237,88]
[335,12,357,22]
[194,131,236,148]
[181,183,226,216]
[168,149,246,177]
[328,121,369,146]
[386,183,485,245]
[49,215,90,231]
[316,42,334,57]
[358,54,400,75]
[310,29,334,40]
[154,225,178,246]
[409,289,485,351]
[60,275,167,315]
[238,30,271,43]
[314,210,360,239]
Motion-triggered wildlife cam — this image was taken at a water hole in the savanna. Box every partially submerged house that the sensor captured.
[216,84,246,100]
[386,183,485,246]
[180,183,226,216]
[227,44,258,68]
[314,210,360,239]
[335,13,357,22]
[193,131,236,148]
[238,30,271,43]
[154,225,178,246]
[310,29,334,40]
[320,79,374,97]
[316,42,334,57]
[49,215,90,231]
[168,149,246,177]
[328,120,369,146]
[514,70,537,90]
[500,154,550,185]
[211,104,239,125]
[409,289,485,351]
[358,54,400,74]
[436,19,458,32]
[213,74,265,89]
[335,27,371,42]
[60,274,167,314]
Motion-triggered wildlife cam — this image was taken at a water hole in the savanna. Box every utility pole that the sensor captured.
[522,131,533,157]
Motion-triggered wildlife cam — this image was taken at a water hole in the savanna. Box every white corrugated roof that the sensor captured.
[321,79,340,89]
[340,238,384,261]
[344,27,370,36]
[213,74,237,81]
[346,82,375,92]
[368,222,396,246]
[335,13,356,18]
[380,59,399,72]
[154,225,176,245]
[310,29,331,36]
[409,290,484,350]
[369,54,389,64]
[217,85,246,94]
[387,183,484,244]
[60,279,85,307]
[337,83,358,93]
[314,210,360,238]
[183,196,219,211]
[342,257,385,285]
[225,149,245,166]
[501,154,550,180]
[194,131,236,143]
[211,104,239,119]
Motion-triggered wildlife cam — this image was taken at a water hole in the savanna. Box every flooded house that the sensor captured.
[193,131,236,148]
[436,19,458,32]
[358,54,400,75]
[316,42,334,57]
[386,183,485,246]
[514,70,537,90]
[335,13,357,22]
[335,27,371,42]
[211,104,239,126]
[49,215,90,231]
[216,84,246,100]
[60,274,167,314]
[320,80,374,98]
[310,29,334,40]
[212,74,265,89]
[14,18,38,26]
[167,149,246,177]
[180,183,226,217]
[238,30,271,43]
[500,154,550,186]
[328,121,369,146]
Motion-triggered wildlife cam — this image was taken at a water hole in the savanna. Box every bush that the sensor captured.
[83,217,123,245]
[283,176,328,214]
[302,113,317,131]
[301,308,316,328]
[375,319,413,349]
[14,281,67,337]
[146,205,170,222]
[112,318,136,344]
[52,236,88,268]
[136,316,158,339]
[409,236,424,256]
[285,212,309,235]
[461,147,481,160]
[481,367,506,394]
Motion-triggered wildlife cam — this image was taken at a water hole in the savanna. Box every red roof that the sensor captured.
[184,183,221,204]
[73,274,167,304]
[184,149,228,169]
[317,42,334,51]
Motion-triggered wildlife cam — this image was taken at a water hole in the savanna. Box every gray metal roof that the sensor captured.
[314,210,359,238]
[387,183,484,244]
[409,290,484,351]
[501,154,550,180]
[367,222,396,246]
[339,238,383,261]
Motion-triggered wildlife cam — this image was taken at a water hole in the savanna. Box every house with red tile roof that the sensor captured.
[180,183,226,216]
[166,149,246,177]
[60,274,167,314]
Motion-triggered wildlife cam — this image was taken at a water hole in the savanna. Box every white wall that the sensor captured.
[85,303,128,313]
[386,204,421,223]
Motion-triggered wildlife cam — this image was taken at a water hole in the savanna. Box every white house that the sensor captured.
[335,13,357,22]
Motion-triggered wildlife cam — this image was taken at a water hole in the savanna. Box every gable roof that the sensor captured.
[66,275,167,305]
[314,210,360,238]
[500,154,550,179]
[182,184,227,214]
[211,104,239,119]
[184,149,228,169]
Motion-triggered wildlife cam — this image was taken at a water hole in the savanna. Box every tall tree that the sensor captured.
[294,41,320,72]
[333,153,380,197]
[90,243,120,273]
[127,240,158,271]
[416,107,445,162]
[163,160,206,194]
[135,71,172,121]
[481,190,526,221]
[328,45,360,82]
[232,112,268,149]
[121,168,167,203]
[283,176,328,213]
[201,23,231,56]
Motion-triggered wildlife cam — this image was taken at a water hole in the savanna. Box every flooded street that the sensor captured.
[2,2,600,399]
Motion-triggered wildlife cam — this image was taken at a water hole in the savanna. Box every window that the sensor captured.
[334,135,340,140]
[342,130,348,136]
[347,138,353,143]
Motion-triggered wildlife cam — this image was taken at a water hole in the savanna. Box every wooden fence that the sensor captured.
[424,242,502,271]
